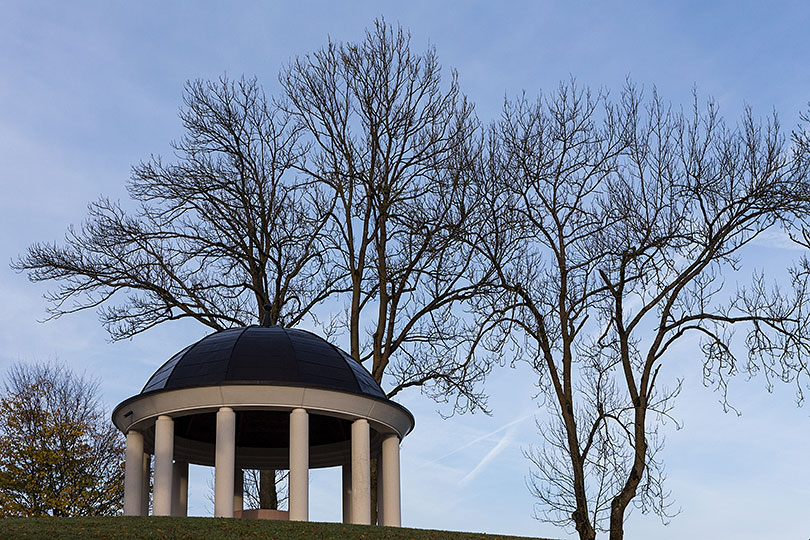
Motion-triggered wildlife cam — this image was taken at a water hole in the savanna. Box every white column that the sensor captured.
[381,434,401,526]
[214,407,236,518]
[289,408,309,521]
[153,415,174,516]
[351,418,371,525]
[123,430,144,515]
[376,454,384,525]
[171,461,189,517]
[342,462,352,524]
[234,468,244,514]
[141,453,151,515]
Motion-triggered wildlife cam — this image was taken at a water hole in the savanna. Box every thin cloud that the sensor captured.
[750,228,806,251]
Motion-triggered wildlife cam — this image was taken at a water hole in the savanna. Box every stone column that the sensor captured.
[141,453,151,515]
[342,462,352,524]
[381,434,401,526]
[123,430,144,515]
[234,468,244,514]
[214,407,236,518]
[350,418,371,525]
[289,408,309,521]
[153,415,174,516]
[376,454,384,525]
[171,461,189,517]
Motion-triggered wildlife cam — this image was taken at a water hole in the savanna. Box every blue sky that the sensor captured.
[2,2,810,538]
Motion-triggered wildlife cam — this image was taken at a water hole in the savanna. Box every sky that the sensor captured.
[1,2,810,538]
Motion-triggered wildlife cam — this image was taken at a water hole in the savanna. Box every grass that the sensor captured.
[0,516,553,540]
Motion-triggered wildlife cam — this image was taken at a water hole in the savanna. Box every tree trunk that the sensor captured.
[559,389,596,540]
[608,462,644,540]
[608,408,647,540]
[370,457,378,525]
[572,507,596,540]
[259,469,278,509]
[608,501,626,540]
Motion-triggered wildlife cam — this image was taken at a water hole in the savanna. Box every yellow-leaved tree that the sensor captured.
[0,362,124,516]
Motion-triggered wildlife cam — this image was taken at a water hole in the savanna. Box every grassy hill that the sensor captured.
[0,516,553,540]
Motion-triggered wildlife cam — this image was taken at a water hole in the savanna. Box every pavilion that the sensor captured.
[112,321,414,525]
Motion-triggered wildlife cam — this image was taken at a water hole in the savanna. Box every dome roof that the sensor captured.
[141,326,385,399]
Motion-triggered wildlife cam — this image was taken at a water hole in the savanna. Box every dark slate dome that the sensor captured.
[141,326,385,399]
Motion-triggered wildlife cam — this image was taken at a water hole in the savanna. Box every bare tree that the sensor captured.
[281,18,493,413]
[475,81,810,540]
[0,362,124,517]
[246,469,288,510]
[279,18,497,523]
[13,76,336,509]
[207,469,288,511]
[15,21,497,519]
[15,76,335,336]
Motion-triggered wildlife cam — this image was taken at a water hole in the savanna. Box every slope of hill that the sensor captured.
[0,516,553,540]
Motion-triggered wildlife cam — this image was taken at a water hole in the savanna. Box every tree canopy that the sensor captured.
[0,362,124,517]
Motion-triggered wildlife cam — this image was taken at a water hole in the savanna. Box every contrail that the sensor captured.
[418,411,533,469]
[459,425,516,486]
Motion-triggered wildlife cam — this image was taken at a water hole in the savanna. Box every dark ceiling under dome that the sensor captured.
[141,326,385,399]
